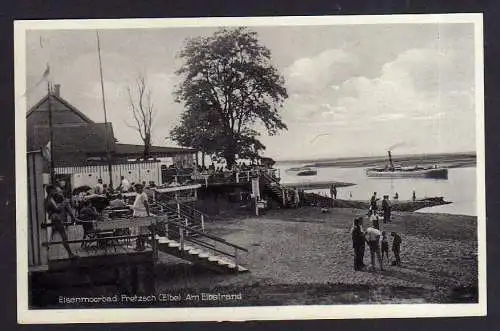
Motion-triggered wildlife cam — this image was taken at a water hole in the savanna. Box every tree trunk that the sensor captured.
[224,152,236,169]
[201,151,206,168]
[143,135,151,160]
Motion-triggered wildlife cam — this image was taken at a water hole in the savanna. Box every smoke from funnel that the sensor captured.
[388,142,409,151]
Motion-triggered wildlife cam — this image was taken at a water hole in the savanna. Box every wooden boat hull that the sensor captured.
[365,168,448,179]
[296,170,317,176]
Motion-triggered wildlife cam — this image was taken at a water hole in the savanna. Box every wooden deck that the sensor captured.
[47,224,153,266]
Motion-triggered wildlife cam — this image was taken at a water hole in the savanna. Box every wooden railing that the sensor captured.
[163,217,248,269]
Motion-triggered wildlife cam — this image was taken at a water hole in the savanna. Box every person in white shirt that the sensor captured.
[365,219,384,271]
[120,176,131,192]
[94,178,104,195]
[132,184,150,250]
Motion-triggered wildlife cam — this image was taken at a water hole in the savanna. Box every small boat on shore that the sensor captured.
[286,166,317,176]
[366,151,448,179]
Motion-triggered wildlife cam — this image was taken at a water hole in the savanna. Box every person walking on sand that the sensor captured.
[382,195,392,223]
[380,231,389,262]
[391,232,402,266]
[365,218,383,271]
[351,216,366,270]
[412,190,416,202]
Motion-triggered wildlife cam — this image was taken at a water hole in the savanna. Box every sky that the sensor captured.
[24,22,477,161]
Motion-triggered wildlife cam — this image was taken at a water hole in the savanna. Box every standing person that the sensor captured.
[368,209,380,230]
[412,190,416,202]
[330,184,337,200]
[370,192,379,212]
[394,192,399,200]
[294,187,300,208]
[382,195,392,223]
[45,185,77,259]
[391,232,402,266]
[380,231,389,262]
[120,176,131,193]
[132,184,150,251]
[365,218,383,271]
[330,184,337,207]
[94,178,104,195]
[78,199,98,247]
[351,216,366,271]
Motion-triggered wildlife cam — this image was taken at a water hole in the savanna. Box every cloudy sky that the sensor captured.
[25,22,477,160]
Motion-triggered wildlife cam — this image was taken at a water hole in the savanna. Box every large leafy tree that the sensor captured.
[172,27,288,168]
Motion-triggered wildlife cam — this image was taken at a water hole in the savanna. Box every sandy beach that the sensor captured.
[154,206,478,305]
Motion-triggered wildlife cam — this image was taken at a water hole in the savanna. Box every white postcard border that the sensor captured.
[14,13,486,324]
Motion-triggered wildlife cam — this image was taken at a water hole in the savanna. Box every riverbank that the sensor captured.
[281,180,355,190]
[304,193,452,212]
[155,206,478,305]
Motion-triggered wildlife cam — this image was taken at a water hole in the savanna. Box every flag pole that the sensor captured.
[96,30,114,188]
[47,81,55,184]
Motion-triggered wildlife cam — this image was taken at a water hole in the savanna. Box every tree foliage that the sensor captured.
[127,76,156,160]
[171,27,288,167]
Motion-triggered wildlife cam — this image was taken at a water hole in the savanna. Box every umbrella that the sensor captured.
[73,185,92,195]
[85,194,109,213]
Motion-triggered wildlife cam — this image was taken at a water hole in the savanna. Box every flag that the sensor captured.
[42,140,51,162]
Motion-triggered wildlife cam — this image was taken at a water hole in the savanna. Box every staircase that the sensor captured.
[150,201,249,273]
[155,235,249,273]
[260,172,296,208]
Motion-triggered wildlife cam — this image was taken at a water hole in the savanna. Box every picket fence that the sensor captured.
[55,161,163,189]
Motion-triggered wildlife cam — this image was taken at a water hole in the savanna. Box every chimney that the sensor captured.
[54,84,60,97]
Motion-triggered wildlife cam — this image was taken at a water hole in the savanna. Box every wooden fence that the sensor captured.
[55,161,163,189]
[27,151,49,270]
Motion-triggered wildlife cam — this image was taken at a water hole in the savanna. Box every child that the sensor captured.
[380,231,389,262]
[391,232,402,266]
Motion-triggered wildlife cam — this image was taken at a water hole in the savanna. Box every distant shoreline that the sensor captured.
[277,152,476,169]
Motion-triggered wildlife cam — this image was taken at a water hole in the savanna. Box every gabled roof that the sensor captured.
[32,122,115,154]
[26,93,94,123]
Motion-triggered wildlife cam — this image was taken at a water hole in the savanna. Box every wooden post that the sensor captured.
[151,225,157,261]
[234,247,238,272]
[236,171,239,183]
[201,214,205,232]
[282,189,286,207]
[179,227,184,251]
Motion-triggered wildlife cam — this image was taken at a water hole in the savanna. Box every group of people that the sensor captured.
[93,176,157,197]
[45,177,154,259]
[351,214,402,271]
[370,192,392,223]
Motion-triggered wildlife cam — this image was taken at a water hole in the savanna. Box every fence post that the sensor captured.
[247,171,250,182]
[201,214,205,232]
[282,189,286,207]
[236,171,239,183]
[179,227,184,251]
[185,217,189,237]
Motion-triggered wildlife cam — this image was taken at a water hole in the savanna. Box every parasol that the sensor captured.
[73,185,92,195]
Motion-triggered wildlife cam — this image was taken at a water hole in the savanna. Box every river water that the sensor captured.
[275,163,478,216]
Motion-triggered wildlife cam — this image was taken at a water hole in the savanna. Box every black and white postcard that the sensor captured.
[15,14,485,323]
